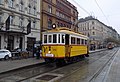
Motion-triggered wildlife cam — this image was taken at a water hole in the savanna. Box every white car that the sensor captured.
[0,49,12,60]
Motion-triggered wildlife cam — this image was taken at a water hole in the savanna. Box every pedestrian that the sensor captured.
[33,47,36,57]
[39,49,42,58]
[36,47,40,59]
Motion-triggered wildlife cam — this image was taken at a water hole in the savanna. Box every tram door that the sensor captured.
[65,34,70,57]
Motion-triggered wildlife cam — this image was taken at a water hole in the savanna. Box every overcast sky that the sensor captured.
[68,0,120,34]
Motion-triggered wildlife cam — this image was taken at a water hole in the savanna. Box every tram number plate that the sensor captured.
[46,54,54,57]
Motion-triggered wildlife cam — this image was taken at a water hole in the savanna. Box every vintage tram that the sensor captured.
[107,42,114,49]
[41,26,89,65]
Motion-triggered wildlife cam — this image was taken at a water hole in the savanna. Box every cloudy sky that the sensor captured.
[68,0,120,34]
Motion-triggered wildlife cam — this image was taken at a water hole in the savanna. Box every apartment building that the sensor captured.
[78,16,118,49]
[0,0,40,51]
[41,0,78,32]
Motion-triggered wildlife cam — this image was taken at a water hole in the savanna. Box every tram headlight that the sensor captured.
[52,23,56,29]
[48,51,51,54]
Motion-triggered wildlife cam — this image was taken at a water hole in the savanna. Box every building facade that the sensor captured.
[0,0,40,51]
[41,0,78,32]
[78,16,119,49]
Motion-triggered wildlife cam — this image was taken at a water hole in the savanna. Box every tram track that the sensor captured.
[88,48,119,82]
[0,62,58,82]
[56,48,119,82]
[0,48,118,82]
[19,49,118,82]
[0,50,108,82]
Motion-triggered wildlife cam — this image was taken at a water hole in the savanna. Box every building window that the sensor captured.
[87,23,89,29]
[27,37,36,52]
[88,33,90,37]
[10,16,14,25]
[93,32,95,35]
[9,0,14,8]
[0,16,1,23]
[48,5,52,13]
[73,11,75,16]
[92,21,94,25]
[56,11,59,16]
[48,18,52,29]
[33,21,36,28]
[19,17,23,27]
[48,0,52,2]
[19,1,24,12]
[33,6,37,15]
[93,27,94,29]
[60,23,63,27]
[57,22,60,27]
[28,4,31,14]
[0,0,4,5]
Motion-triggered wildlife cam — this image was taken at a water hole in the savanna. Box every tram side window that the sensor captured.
[77,38,80,44]
[81,39,84,45]
[44,35,47,43]
[85,40,87,45]
[53,34,57,43]
[71,37,75,44]
[48,35,52,43]
[62,35,65,43]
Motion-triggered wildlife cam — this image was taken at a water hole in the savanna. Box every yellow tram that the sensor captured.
[42,26,89,64]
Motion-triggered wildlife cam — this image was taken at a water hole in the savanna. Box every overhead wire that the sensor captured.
[94,0,110,24]
[72,0,91,16]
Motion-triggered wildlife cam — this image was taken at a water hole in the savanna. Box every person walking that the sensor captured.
[36,47,40,59]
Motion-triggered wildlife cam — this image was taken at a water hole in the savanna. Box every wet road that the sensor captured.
[18,48,119,82]
[54,48,119,82]
[0,63,57,82]
[0,48,119,82]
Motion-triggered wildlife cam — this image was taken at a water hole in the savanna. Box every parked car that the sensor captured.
[11,48,29,58]
[0,49,12,60]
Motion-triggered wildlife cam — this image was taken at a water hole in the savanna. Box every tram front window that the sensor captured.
[44,35,47,43]
[53,34,57,43]
[62,35,65,43]
[58,34,60,43]
[48,35,52,43]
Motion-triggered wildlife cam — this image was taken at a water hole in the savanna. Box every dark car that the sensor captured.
[11,48,29,59]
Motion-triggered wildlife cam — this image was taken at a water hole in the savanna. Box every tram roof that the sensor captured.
[42,27,88,39]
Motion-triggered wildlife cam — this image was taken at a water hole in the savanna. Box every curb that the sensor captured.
[89,48,107,54]
[0,60,45,75]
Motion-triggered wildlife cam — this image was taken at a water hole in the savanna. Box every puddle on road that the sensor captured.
[36,75,57,81]
[26,73,64,82]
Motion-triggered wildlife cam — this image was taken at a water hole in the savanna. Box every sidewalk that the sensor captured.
[0,48,106,74]
[89,48,106,53]
[0,58,45,74]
